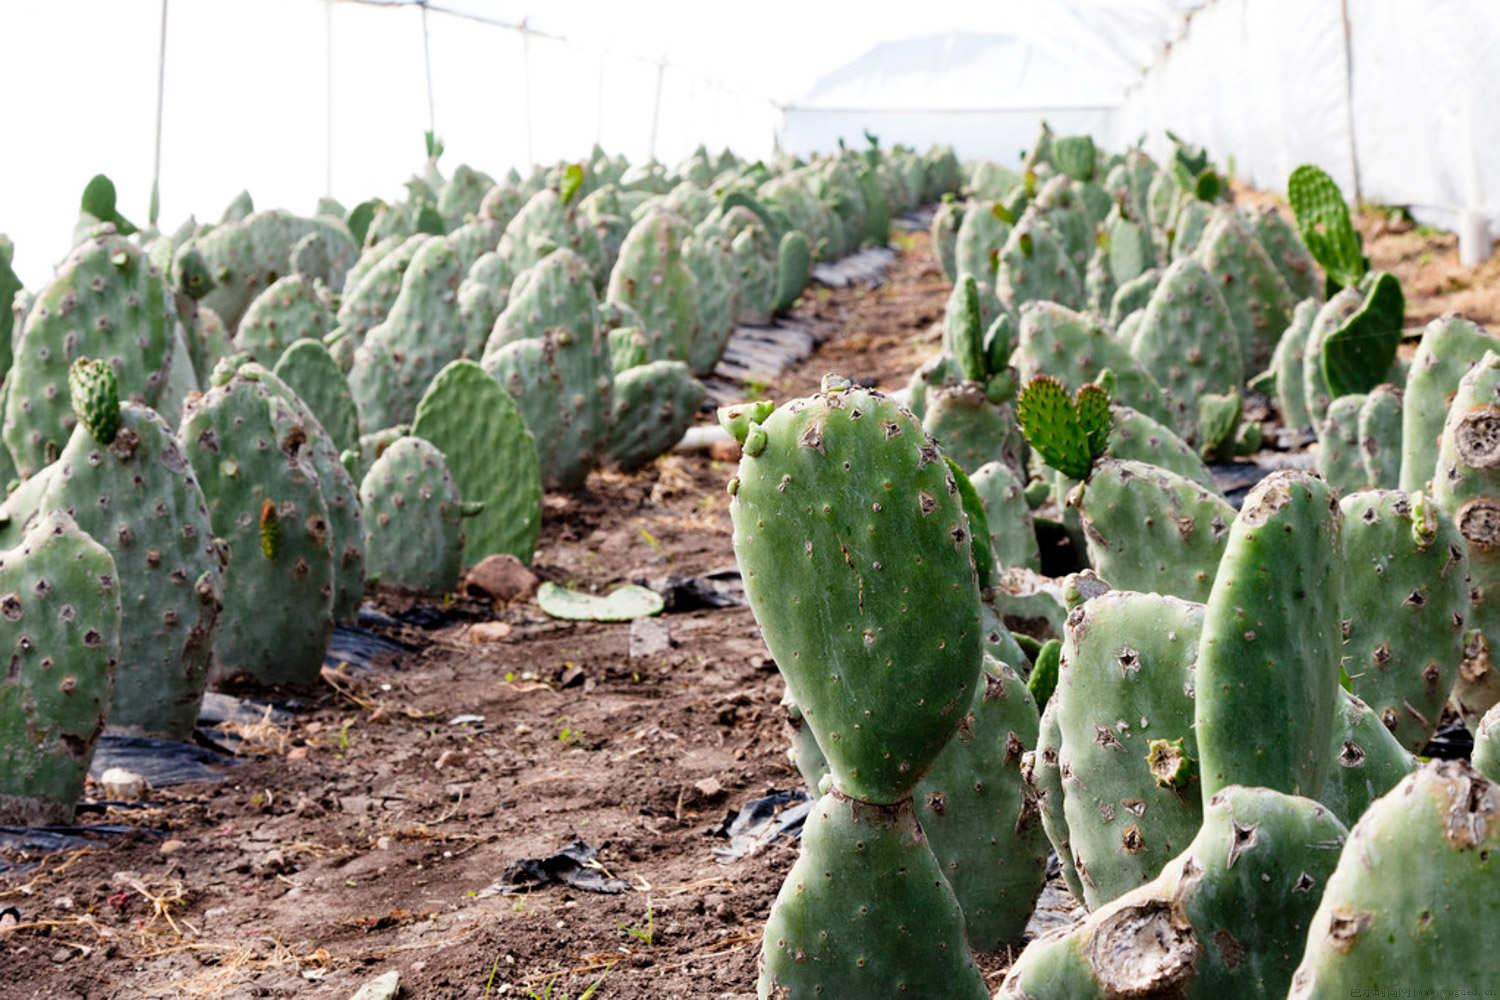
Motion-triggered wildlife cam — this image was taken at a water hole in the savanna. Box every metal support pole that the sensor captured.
[648,56,666,163]
[149,0,169,226]
[520,19,534,168]
[420,1,436,141]
[324,0,334,196]
[1338,0,1362,205]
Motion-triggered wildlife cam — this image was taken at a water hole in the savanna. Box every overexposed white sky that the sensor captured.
[2,0,1063,287]
[2,1,1211,286]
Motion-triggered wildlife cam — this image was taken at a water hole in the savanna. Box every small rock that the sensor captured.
[465,554,538,602]
[629,616,672,659]
[51,947,73,963]
[159,839,186,856]
[53,896,73,911]
[693,777,724,799]
[349,970,400,1000]
[558,664,586,688]
[0,910,18,937]
[97,767,148,801]
[468,621,513,643]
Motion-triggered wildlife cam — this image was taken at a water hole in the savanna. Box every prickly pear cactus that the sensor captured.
[942,276,986,381]
[179,366,334,687]
[0,234,20,375]
[605,212,700,364]
[730,226,776,326]
[1300,287,1364,431]
[1262,297,1319,432]
[1474,703,1500,780]
[756,792,989,999]
[411,360,540,565]
[1106,403,1217,491]
[1356,383,1402,489]
[332,233,430,352]
[683,231,740,376]
[999,786,1348,1000]
[930,198,962,283]
[1399,314,1494,493]
[953,201,1012,292]
[1317,689,1415,826]
[1071,459,1234,602]
[191,210,355,330]
[1288,761,1498,998]
[1016,375,1110,481]
[1197,471,1343,802]
[1321,272,1404,398]
[1251,205,1322,302]
[1014,301,1170,426]
[1128,258,1243,443]
[997,209,1083,312]
[5,227,173,477]
[773,229,811,314]
[252,364,365,624]
[969,460,1040,572]
[1431,350,1500,723]
[924,383,1027,478]
[606,360,704,472]
[1287,163,1365,291]
[360,436,466,595]
[0,511,121,824]
[36,361,223,738]
[1055,591,1205,908]
[1194,208,1295,369]
[185,304,235,388]
[234,274,333,364]
[498,188,606,284]
[272,338,360,455]
[913,656,1047,950]
[727,379,982,802]
[456,251,514,360]
[1339,490,1468,753]
[1107,267,1160,329]
[1022,698,1085,901]
[1317,392,1369,495]
[350,237,466,432]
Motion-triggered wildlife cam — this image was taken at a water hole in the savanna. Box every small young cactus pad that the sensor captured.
[1017,375,1112,481]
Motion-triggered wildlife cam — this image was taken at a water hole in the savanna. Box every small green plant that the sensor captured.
[1288,163,1366,290]
[1016,375,1112,480]
[619,898,655,946]
[525,971,608,1000]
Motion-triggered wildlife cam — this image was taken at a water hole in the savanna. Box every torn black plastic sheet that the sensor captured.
[710,788,811,863]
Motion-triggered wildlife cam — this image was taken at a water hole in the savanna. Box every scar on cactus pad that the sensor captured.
[1017,374,1112,480]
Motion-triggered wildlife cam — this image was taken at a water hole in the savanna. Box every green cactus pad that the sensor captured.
[1014,300,1170,426]
[0,511,121,824]
[1022,697,1085,903]
[1431,350,1500,724]
[180,369,334,687]
[1300,287,1364,431]
[5,228,172,477]
[1339,490,1468,753]
[913,656,1046,950]
[1288,761,1498,998]
[411,360,541,565]
[969,460,1041,572]
[39,401,223,739]
[1197,471,1343,802]
[1056,590,1206,908]
[272,338,360,456]
[1356,384,1402,489]
[1320,271,1404,398]
[1017,375,1110,481]
[999,785,1348,1000]
[1287,163,1365,290]
[1399,314,1494,493]
[1194,208,1295,370]
[757,792,988,1000]
[1317,689,1415,827]
[360,436,465,595]
[535,581,664,622]
[1251,205,1322,302]
[923,383,1027,477]
[729,382,982,803]
[606,360,704,472]
[234,274,334,365]
[1073,459,1234,602]
[1317,392,1369,495]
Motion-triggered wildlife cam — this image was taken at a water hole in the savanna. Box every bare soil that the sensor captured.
[2,208,1493,1000]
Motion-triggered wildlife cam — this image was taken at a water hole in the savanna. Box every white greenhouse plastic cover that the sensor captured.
[2,0,1497,284]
